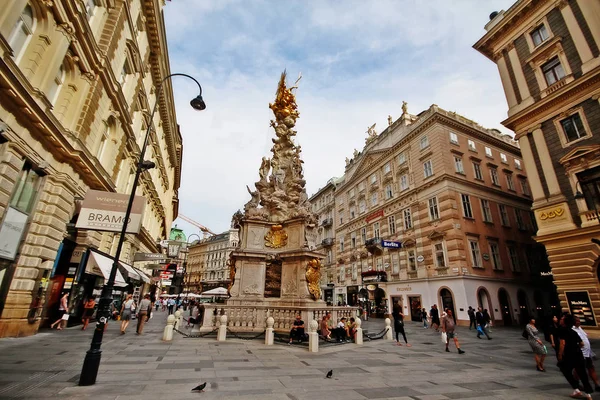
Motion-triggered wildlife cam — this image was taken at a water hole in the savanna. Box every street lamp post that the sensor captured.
[79,73,205,386]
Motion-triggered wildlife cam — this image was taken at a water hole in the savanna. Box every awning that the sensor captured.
[132,267,151,283]
[86,251,128,287]
[118,262,142,282]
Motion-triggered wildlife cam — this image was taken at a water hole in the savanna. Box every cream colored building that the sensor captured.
[0,0,181,337]
[475,0,600,329]
[331,105,551,325]
[187,229,238,294]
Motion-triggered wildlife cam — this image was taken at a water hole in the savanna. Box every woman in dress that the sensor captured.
[50,293,69,330]
[81,297,96,330]
[119,294,135,334]
[525,317,546,372]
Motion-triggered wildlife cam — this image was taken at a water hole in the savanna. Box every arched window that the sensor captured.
[47,64,65,104]
[8,4,34,61]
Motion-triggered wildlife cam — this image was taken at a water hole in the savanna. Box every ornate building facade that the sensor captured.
[330,105,552,325]
[475,0,600,329]
[0,0,181,337]
[187,229,238,294]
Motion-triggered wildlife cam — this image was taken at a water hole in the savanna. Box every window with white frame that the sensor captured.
[358,200,366,213]
[8,4,34,61]
[361,227,367,244]
[515,208,525,230]
[449,132,458,144]
[515,159,522,170]
[352,263,358,280]
[423,160,433,178]
[371,174,377,184]
[400,174,408,191]
[489,241,502,270]
[454,156,464,174]
[376,257,383,271]
[327,250,333,264]
[351,232,356,248]
[560,113,587,143]
[434,242,446,268]
[473,162,483,180]
[385,184,393,199]
[392,253,399,273]
[407,249,416,271]
[500,153,508,164]
[47,64,65,105]
[461,194,473,219]
[403,208,412,229]
[420,136,429,150]
[384,162,391,174]
[469,239,482,268]
[398,152,406,164]
[468,139,476,151]
[428,197,440,220]
[371,192,378,206]
[481,199,493,223]
[490,168,500,186]
[339,266,345,283]
[531,24,549,47]
[373,222,380,239]
[507,245,520,271]
[339,213,344,225]
[542,56,565,86]
[339,237,344,252]
[506,173,515,191]
[388,215,396,235]
[485,147,493,157]
[97,120,112,160]
[350,206,356,219]
[499,204,510,226]
[520,179,530,196]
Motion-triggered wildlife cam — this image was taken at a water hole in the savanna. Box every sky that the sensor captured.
[163,0,516,238]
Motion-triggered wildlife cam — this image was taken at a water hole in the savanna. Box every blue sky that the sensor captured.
[163,0,516,237]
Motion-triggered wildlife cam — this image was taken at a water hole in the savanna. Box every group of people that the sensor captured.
[467,306,493,340]
[288,313,360,344]
[526,313,599,399]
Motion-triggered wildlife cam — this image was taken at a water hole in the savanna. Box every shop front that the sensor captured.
[323,283,334,305]
[334,286,346,306]
[347,285,359,307]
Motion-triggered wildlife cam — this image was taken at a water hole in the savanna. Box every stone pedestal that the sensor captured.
[163,314,175,342]
[384,318,393,340]
[217,315,228,341]
[355,317,363,345]
[308,320,319,352]
[265,317,274,345]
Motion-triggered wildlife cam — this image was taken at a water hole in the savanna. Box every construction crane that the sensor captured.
[178,213,216,238]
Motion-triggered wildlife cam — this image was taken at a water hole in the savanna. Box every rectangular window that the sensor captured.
[469,239,482,268]
[461,194,473,218]
[376,257,383,271]
[358,182,365,192]
[385,184,393,199]
[359,200,366,213]
[490,168,500,186]
[515,159,522,170]
[508,246,520,272]
[531,24,549,46]
[561,114,587,143]
[506,174,515,191]
[481,199,493,223]
[350,206,356,219]
[340,214,344,225]
[392,254,399,274]
[403,208,412,229]
[542,56,565,86]
[423,160,433,178]
[407,249,416,271]
[398,152,406,164]
[434,242,446,268]
[449,132,458,144]
[454,156,464,174]
[490,242,502,270]
[361,227,367,244]
[10,162,42,214]
[384,162,391,174]
[349,188,355,197]
[485,147,493,158]
[371,192,378,206]
[371,174,377,184]
[500,153,508,164]
[468,139,476,151]
[515,209,525,230]
[351,232,356,248]
[499,204,510,226]
[339,266,345,283]
[420,136,429,149]
[373,222,380,239]
[339,237,344,252]
[473,163,483,180]
[388,215,396,235]
[400,174,409,191]
[428,197,440,220]
[352,263,358,281]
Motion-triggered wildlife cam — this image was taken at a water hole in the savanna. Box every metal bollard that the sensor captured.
[308,320,319,353]
[355,317,363,345]
[217,314,228,341]
[163,314,176,341]
[265,316,274,345]
[384,317,393,340]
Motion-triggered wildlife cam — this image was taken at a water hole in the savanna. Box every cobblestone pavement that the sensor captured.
[0,311,598,400]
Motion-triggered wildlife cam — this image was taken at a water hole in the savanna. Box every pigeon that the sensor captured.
[326,370,333,379]
[191,382,207,392]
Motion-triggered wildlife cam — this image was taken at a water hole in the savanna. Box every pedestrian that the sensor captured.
[120,294,135,334]
[524,316,547,372]
[50,293,69,330]
[476,307,492,340]
[421,307,428,328]
[468,306,476,330]
[81,297,96,330]
[167,298,175,315]
[392,303,411,347]
[483,309,492,332]
[430,304,440,332]
[161,298,167,312]
[441,308,465,354]
[136,294,152,335]
[572,316,600,392]
[548,315,562,359]
[155,299,160,311]
[558,313,593,399]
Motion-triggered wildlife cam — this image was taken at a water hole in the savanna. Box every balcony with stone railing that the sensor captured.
[321,238,334,247]
[581,209,600,228]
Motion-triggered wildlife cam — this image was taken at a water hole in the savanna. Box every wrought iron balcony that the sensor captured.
[365,237,381,247]
[321,218,333,227]
[321,238,334,247]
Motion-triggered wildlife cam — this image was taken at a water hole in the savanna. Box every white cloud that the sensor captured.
[164,0,516,235]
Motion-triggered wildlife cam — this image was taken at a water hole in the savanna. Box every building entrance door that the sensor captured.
[498,288,513,326]
[440,288,456,321]
[408,295,422,322]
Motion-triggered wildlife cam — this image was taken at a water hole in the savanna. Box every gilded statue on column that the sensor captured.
[305,259,322,301]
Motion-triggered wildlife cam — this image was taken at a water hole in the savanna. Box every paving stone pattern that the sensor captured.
[0,312,597,399]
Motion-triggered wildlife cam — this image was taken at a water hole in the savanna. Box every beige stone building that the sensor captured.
[475,0,600,328]
[332,105,551,325]
[0,0,181,337]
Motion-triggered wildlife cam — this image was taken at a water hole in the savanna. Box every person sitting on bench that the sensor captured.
[333,317,349,342]
[289,314,305,344]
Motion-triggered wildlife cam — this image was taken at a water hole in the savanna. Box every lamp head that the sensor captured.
[574,190,585,200]
[190,95,206,111]
[140,160,156,170]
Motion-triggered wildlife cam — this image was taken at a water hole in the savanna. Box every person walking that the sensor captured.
[548,315,562,359]
[120,294,136,334]
[441,308,464,354]
[525,316,547,372]
[136,294,152,335]
[468,306,476,330]
[50,293,69,330]
[558,313,593,399]
[483,309,492,332]
[167,298,175,315]
[476,307,492,340]
[572,316,600,392]
[81,297,96,330]
[421,308,428,329]
[430,304,440,332]
[392,303,411,347]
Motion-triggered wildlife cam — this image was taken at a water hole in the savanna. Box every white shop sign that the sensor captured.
[0,207,28,261]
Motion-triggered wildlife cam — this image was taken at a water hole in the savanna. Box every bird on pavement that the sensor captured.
[326,370,333,379]
[191,382,207,392]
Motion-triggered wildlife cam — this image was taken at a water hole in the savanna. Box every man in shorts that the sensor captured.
[441,308,465,354]
[573,316,600,391]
